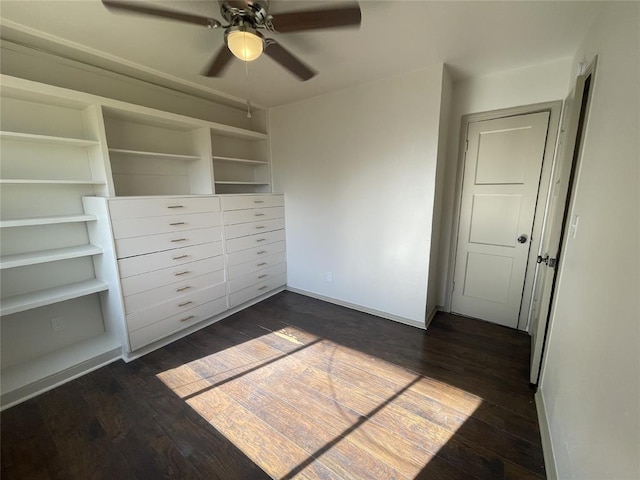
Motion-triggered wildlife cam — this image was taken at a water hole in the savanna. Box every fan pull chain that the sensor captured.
[243,37,252,119]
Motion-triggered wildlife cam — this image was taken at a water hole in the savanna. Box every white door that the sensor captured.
[452,112,550,328]
[529,72,590,384]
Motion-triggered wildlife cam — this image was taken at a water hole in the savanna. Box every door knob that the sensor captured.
[517,234,528,244]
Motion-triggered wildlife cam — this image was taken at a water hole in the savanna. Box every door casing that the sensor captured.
[533,59,597,384]
[445,101,562,330]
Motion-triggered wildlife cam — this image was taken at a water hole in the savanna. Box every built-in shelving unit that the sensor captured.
[0,73,274,408]
[0,76,118,408]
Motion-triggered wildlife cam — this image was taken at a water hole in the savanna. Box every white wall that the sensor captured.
[438,58,573,307]
[270,65,446,325]
[539,4,640,479]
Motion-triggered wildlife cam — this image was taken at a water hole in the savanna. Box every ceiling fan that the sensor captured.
[102,0,362,81]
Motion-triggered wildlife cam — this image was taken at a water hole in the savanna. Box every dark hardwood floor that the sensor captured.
[1,291,545,479]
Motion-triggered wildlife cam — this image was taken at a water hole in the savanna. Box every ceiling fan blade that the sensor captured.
[102,1,219,28]
[264,41,316,81]
[271,4,361,33]
[202,46,235,77]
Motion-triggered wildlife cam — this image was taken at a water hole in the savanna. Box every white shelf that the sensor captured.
[0,179,105,185]
[109,148,200,161]
[212,155,268,165]
[210,126,268,141]
[214,181,270,185]
[0,245,103,270]
[0,333,121,405]
[0,279,108,316]
[0,214,96,228]
[0,131,99,147]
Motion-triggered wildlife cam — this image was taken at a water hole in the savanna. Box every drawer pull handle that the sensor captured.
[175,271,190,276]
[178,301,193,307]
[257,250,267,255]
[176,286,191,292]
[179,315,195,323]
[171,238,187,243]
[258,274,267,279]
[256,238,266,242]
[167,205,184,209]
[254,200,264,204]
[254,213,265,217]
[258,286,268,291]
[255,226,266,229]
[169,222,185,226]
[257,262,267,266]
[173,254,189,260]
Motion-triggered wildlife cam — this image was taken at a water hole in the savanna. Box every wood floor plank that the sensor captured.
[116,350,272,480]
[220,376,408,480]
[35,381,139,480]
[1,291,546,480]
[186,385,339,480]
[270,305,539,421]
[0,399,59,480]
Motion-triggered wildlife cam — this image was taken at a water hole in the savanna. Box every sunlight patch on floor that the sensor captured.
[156,324,482,479]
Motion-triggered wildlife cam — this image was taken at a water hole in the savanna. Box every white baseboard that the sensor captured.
[535,389,558,480]
[286,286,426,330]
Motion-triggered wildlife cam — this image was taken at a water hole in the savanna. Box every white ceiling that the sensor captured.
[0,1,602,108]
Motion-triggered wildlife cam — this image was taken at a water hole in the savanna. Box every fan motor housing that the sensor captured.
[221,1,270,26]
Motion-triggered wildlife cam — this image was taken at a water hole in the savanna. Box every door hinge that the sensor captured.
[452,280,456,292]
[465,139,469,152]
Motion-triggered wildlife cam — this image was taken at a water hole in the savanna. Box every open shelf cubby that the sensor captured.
[211,132,270,194]
[103,106,213,196]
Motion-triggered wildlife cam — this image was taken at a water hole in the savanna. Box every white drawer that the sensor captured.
[227,252,287,280]
[229,273,287,308]
[112,212,222,239]
[126,283,226,332]
[224,217,285,240]
[223,206,284,226]
[115,226,222,259]
[226,241,286,266]
[221,194,284,211]
[128,296,228,351]
[121,256,224,297]
[229,263,287,294]
[123,271,224,314]
[118,241,222,278]
[226,229,286,254]
[109,196,220,219]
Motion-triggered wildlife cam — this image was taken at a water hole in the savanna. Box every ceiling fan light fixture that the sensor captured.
[226,26,264,62]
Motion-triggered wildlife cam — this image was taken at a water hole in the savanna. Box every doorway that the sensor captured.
[447,102,562,329]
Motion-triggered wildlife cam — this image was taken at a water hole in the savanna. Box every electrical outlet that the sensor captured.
[50,316,66,333]
[325,272,333,283]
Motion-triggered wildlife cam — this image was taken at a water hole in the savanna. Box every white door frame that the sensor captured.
[534,58,597,384]
[444,101,562,330]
